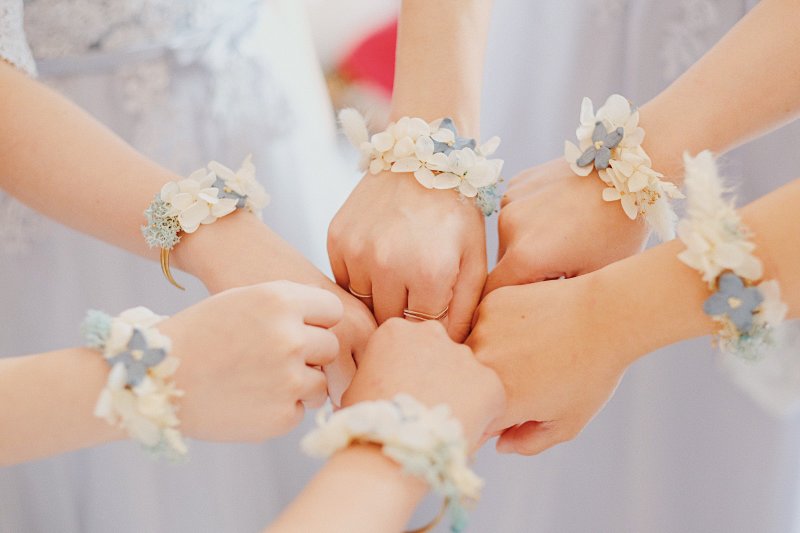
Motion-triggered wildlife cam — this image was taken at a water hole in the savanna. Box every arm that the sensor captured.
[0,62,375,403]
[488,0,800,291]
[469,177,800,455]
[0,281,342,466]
[327,0,494,341]
[268,319,506,533]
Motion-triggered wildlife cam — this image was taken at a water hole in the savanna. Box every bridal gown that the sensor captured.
[0,1,356,532]
[2,1,800,533]
[473,1,800,532]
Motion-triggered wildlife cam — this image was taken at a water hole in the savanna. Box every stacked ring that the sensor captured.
[348,286,373,300]
[403,306,449,321]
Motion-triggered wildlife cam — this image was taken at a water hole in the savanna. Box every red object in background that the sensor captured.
[339,19,397,98]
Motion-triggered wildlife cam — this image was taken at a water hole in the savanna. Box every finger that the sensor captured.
[301,325,340,366]
[484,252,541,296]
[323,321,357,407]
[372,277,408,325]
[299,366,329,409]
[405,271,454,326]
[447,247,487,342]
[327,241,350,290]
[292,285,344,328]
[495,421,559,456]
[346,267,374,313]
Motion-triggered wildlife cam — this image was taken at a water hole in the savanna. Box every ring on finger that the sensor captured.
[403,306,449,321]
[348,285,373,300]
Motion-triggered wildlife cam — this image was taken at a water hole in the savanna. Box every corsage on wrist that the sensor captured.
[142,156,270,289]
[302,394,481,533]
[678,151,788,359]
[339,109,504,216]
[564,94,684,240]
[82,307,187,460]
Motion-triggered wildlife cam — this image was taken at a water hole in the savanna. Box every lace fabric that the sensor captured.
[0,0,36,75]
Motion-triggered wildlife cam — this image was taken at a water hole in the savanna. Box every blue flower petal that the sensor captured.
[703,292,731,316]
[141,348,167,367]
[127,329,148,351]
[576,146,597,167]
[591,122,606,143]
[728,306,755,332]
[718,272,745,295]
[594,146,612,169]
[604,127,624,149]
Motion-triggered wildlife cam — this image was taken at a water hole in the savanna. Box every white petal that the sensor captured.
[197,188,220,204]
[159,181,179,202]
[207,161,234,182]
[212,198,238,218]
[414,168,436,189]
[431,129,455,144]
[602,187,621,201]
[627,171,649,192]
[391,157,422,173]
[178,202,211,232]
[177,178,200,195]
[338,108,370,146]
[579,97,596,125]
[415,136,435,161]
[393,136,415,158]
[406,117,430,138]
[371,131,395,153]
[369,158,385,175]
[478,136,500,156]
[432,172,461,190]
[426,152,451,172]
[623,127,645,148]
[598,94,632,127]
[620,194,639,219]
[169,192,195,211]
[466,161,497,188]
[458,180,479,197]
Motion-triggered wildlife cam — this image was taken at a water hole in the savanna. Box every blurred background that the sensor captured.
[2,1,800,532]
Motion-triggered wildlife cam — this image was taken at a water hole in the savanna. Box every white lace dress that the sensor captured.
[0,1,355,532]
[473,1,800,532]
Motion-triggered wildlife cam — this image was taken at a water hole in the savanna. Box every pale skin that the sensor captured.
[0,281,342,466]
[267,319,505,533]
[468,177,800,455]
[486,0,800,292]
[328,0,494,342]
[0,60,376,404]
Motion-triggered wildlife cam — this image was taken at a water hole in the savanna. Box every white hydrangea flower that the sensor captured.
[209,155,271,212]
[756,280,789,327]
[160,169,237,233]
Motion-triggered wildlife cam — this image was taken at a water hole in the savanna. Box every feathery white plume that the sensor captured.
[338,108,369,147]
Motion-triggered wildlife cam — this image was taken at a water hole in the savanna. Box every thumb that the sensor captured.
[484,254,539,296]
[495,420,562,456]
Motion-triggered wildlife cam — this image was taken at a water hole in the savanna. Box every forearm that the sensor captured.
[599,178,800,366]
[0,348,123,466]
[266,444,427,533]
[639,0,800,181]
[391,0,493,135]
[0,62,272,285]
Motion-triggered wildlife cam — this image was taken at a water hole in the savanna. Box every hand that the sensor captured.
[159,281,343,442]
[328,171,487,342]
[343,318,505,450]
[180,213,377,407]
[484,159,649,293]
[467,274,632,455]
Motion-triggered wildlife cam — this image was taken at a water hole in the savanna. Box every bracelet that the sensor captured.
[142,156,270,289]
[339,108,504,216]
[564,94,684,240]
[677,151,788,359]
[301,394,481,533]
[82,306,187,459]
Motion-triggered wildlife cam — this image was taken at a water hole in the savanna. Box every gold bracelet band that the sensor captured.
[160,248,185,291]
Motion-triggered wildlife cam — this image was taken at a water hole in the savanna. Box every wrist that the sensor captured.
[591,240,716,367]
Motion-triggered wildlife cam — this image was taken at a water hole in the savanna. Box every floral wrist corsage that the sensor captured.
[565,94,684,240]
[677,151,788,359]
[339,109,504,216]
[142,156,270,289]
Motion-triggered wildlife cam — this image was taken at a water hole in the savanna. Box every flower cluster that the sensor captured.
[142,156,270,249]
[564,94,684,240]
[83,307,187,460]
[677,151,788,359]
[339,109,504,215]
[302,393,481,533]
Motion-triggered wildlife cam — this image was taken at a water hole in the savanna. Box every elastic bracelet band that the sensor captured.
[302,394,481,533]
[677,151,788,359]
[339,109,504,216]
[82,307,187,459]
[564,94,684,240]
[142,156,270,289]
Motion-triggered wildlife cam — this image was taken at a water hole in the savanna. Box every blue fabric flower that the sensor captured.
[107,328,167,386]
[433,118,477,155]
[703,272,763,331]
[576,121,624,170]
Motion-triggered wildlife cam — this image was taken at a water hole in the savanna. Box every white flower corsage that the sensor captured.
[82,307,187,459]
[677,151,788,359]
[564,94,684,240]
[302,394,480,533]
[142,155,270,289]
[339,109,504,216]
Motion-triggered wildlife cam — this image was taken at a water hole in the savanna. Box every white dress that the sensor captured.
[474,1,800,532]
[0,1,355,532]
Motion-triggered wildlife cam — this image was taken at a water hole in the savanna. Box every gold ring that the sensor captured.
[348,285,373,300]
[405,499,447,533]
[403,306,449,321]
[160,248,186,291]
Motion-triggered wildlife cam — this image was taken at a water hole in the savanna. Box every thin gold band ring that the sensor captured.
[403,306,449,321]
[348,285,373,300]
